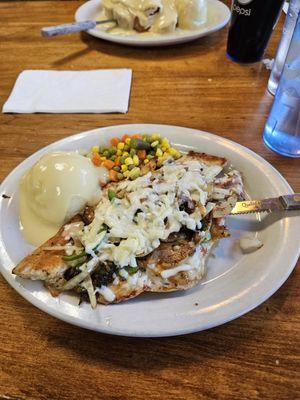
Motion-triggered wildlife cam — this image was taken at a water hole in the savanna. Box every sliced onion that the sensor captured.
[61,258,97,291]
[81,275,97,309]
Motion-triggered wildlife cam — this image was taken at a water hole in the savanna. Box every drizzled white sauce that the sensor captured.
[161,264,194,279]
[101,0,207,35]
[161,246,202,278]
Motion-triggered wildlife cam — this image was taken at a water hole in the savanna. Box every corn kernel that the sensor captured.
[151,140,159,148]
[121,164,128,172]
[169,148,181,159]
[125,138,131,145]
[123,170,130,178]
[156,148,163,157]
[92,145,99,153]
[144,158,149,164]
[129,167,140,180]
[123,151,129,157]
[116,149,122,156]
[161,146,167,152]
[157,157,164,167]
[151,134,160,141]
[117,142,125,150]
[133,155,139,166]
[125,157,134,165]
[158,154,168,167]
[161,138,170,149]
[100,156,106,161]
[146,136,153,143]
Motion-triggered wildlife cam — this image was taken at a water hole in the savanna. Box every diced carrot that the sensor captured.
[109,169,118,182]
[92,152,102,166]
[110,137,119,147]
[102,159,115,170]
[122,134,130,142]
[137,150,146,160]
[132,134,142,139]
[115,156,121,166]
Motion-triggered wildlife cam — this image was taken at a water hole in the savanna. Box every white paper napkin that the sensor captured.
[2,69,132,114]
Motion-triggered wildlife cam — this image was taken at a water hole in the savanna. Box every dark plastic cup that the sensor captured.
[227,0,285,63]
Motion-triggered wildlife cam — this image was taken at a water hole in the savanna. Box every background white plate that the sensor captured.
[75,0,231,46]
[0,124,299,337]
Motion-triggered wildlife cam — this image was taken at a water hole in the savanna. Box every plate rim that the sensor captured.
[0,123,299,337]
[75,0,231,47]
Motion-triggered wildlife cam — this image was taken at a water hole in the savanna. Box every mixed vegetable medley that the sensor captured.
[89,133,181,182]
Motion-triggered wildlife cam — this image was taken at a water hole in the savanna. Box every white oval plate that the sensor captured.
[0,124,299,337]
[75,0,231,47]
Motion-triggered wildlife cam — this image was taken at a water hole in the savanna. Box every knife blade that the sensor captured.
[230,194,300,215]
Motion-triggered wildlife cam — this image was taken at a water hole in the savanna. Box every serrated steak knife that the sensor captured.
[230,194,300,215]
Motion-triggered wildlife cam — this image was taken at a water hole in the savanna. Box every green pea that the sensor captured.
[113,166,120,172]
[111,155,116,161]
[117,173,124,180]
[129,167,140,180]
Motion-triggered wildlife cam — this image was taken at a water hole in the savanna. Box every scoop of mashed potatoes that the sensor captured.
[19,152,108,246]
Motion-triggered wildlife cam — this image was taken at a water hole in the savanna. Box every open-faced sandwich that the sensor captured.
[13,134,245,307]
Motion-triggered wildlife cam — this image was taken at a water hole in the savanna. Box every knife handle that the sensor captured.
[41,21,97,38]
[280,194,300,210]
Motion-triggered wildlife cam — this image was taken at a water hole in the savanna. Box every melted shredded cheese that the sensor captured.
[96,286,116,302]
[81,158,222,268]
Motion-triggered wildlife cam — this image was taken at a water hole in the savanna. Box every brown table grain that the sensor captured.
[0,1,299,399]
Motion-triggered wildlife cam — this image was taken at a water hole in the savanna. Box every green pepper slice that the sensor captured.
[62,251,86,262]
[108,189,116,202]
[125,266,139,275]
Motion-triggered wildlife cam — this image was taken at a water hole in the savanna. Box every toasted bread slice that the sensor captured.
[12,215,84,289]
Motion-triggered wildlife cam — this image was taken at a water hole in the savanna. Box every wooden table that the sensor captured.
[0,2,299,399]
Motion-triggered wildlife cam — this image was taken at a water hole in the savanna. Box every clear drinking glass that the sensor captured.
[263,12,300,157]
[268,0,300,95]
